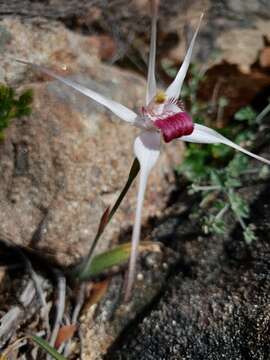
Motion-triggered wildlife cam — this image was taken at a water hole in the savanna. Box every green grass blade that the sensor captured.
[31,335,67,360]
[77,242,160,281]
[80,243,132,279]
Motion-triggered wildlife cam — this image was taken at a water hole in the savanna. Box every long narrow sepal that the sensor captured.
[165,14,203,99]
[15,59,138,123]
[181,123,270,165]
[124,131,161,301]
[146,0,159,105]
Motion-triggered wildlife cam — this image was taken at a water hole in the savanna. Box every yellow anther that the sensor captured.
[154,91,166,104]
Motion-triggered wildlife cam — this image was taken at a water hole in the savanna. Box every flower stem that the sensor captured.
[73,158,140,281]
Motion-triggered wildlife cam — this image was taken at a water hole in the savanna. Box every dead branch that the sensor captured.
[0,279,36,347]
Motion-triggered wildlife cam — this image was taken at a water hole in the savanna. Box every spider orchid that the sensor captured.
[16,0,270,301]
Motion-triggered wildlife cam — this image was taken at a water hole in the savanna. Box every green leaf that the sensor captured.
[0,84,33,139]
[243,224,257,244]
[210,170,224,187]
[235,129,254,143]
[202,214,225,235]
[228,190,249,219]
[31,336,67,360]
[234,106,256,125]
[212,218,226,235]
[224,177,241,188]
[18,89,33,106]
[77,242,159,281]
[177,144,213,181]
[211,143,232,159]
[226,153,248,177]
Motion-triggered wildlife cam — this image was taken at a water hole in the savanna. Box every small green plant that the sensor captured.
[31,336,67,360]
[0,84,33,139]
[175,65,270,243]
[189,153,267,244]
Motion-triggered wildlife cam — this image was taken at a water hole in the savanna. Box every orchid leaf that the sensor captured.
[78,242,160,281]
[74,158,140,280]
[31,335,67,360]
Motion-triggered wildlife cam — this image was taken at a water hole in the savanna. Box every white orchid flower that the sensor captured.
[16,0,270,301]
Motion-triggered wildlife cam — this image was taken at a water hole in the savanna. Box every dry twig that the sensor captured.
[47,270,66,358]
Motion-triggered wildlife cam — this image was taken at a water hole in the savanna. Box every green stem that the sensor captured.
[73,158,140,280]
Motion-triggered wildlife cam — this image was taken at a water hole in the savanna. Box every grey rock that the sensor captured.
[1,1,270,72]
[0,18,181,266]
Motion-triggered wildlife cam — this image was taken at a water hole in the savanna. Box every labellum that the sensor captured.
[154,110,194,142]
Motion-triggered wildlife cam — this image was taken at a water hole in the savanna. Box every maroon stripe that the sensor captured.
[154,112,194,143]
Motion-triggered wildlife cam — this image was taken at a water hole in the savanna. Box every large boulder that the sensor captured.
[0,18,182,265]
[2,0,270,72]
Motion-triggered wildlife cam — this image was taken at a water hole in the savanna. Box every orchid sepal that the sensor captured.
[146,0,159,105]
[180,123,270,165]
[15,59,138,124]
[124,131,161,301]
[165,13,204,100]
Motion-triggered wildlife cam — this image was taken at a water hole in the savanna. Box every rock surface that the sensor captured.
[1,1,270,72]
[0,18,182,265]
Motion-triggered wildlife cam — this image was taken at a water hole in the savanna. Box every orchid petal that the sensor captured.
[165,14,203,99]
[146,0,158,105]
[181,123,270,165]
[16,59,138,123]
[124,131,161,301]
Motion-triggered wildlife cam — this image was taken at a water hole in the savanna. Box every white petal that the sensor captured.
[146,0,158,105]
[180,123,221,144]
[165,14,203,99]
[181,123,270,165]
[124,131,161,301]
[16,59,138,123]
